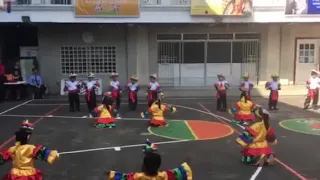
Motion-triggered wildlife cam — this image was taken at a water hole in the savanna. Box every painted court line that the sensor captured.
[249,167,262,180]
[0,105,63,150]
[59,139,190,155]
[0,99,34,115]
[197,103,309,180]
[0,114,152,121]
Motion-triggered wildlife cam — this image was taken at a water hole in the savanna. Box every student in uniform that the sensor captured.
[127,75,140,111]
[265,73,281,111]
[304,69,320,109]
[146,74,162,107]
[214,74,229,112]
[28,68,46,99]
[64,74,81,112]
[108,72,122,110]
[239,72,254,100]
[83,72,99,117]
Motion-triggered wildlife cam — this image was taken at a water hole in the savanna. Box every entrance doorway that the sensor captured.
[295,39,320,84]
[2,24,38,72]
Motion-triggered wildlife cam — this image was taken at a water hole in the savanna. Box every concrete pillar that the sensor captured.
[259,24,281,85]
[126,25,149,85]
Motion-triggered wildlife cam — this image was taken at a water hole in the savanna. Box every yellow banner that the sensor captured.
[75,0,140,17]
[190,0,252,16]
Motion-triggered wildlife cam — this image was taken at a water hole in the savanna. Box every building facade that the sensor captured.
[0,0,319,93]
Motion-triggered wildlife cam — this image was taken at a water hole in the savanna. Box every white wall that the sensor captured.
[37,24,127,93]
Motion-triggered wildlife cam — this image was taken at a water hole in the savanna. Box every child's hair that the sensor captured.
[102,96,113,110]
[15,128,32,145]
[141,152,161,176]
[255,108,270,130]
[240,92,248,103]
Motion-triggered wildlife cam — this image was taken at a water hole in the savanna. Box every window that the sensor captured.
[299,44,315,63]
[183,42,205,63]
[158,42,180,64]
[207,42,231,63]
[61,46,116,75]
[232,42,243,63]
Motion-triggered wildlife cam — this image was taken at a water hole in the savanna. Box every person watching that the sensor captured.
[28,68,46,99]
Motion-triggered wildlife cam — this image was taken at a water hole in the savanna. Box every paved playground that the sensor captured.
[0,96,318,180]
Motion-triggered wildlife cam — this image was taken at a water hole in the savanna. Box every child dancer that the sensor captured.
[141,96,176,127]
[228,92,257,125]
[108,72,121,110]
[239,72,254,100]
[214,74,229,112]
[64,73,81,112]
[146,74,162,107]
[93,93,118,128]
[106,139,192,180]
[0,120,59,179]
[236,107,277,166]
[83,72,100,117]
[265,73,281,111]
[304,69,320,110]
[127,75,140,111]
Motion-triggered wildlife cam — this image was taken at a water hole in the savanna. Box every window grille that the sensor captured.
[60,46,116,75]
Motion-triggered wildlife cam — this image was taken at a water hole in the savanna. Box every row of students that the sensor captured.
[214,72,281,111]
[64,72,162,115]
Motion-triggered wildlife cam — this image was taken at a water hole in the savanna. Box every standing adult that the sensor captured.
[28,68,46,99]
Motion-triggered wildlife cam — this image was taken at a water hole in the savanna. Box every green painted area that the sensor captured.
[280,119,320,136]
[149,121,195,140]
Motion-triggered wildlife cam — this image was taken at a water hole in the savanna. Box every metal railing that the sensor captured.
[13,0,72,5]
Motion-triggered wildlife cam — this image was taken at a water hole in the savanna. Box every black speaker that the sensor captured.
[21,16,31,23]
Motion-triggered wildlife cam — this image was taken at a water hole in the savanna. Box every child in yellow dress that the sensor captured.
[228,92,257,125]
[236,107,277,166]
[93,93,119,128]
[106,139,192,180]
[141,96,176,127]
[0,120,59,180]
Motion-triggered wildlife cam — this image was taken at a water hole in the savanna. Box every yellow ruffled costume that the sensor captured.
[141,102,176,127]
[109,162,192,180]
[236,108,277,166]
[0,120,59,180]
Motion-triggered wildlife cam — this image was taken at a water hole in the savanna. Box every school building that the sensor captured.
[0,0,319,94]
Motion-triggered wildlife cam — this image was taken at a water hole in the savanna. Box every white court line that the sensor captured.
[194,103,261,180]
[249,167,262,180]
[0,114,151,121]
[59,139,190,155]
[0,99,34,115]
